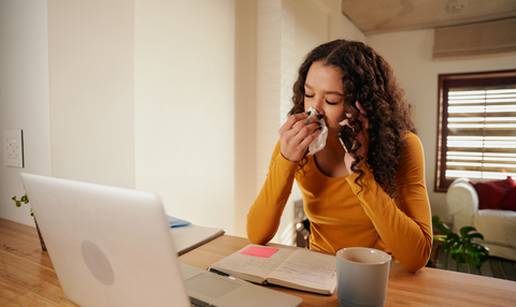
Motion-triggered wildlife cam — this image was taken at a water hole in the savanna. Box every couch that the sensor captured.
[446,178,516,261]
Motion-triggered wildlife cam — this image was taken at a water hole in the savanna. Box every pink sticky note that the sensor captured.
[240,246,279,258]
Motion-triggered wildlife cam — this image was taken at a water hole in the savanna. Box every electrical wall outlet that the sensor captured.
[4,129,24,168]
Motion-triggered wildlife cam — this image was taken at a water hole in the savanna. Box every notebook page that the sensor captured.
[210,244,295,281]
[267,249,337,292]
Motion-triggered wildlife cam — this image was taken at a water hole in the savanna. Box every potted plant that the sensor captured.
[11,194,47,251]
[432,215,489,270]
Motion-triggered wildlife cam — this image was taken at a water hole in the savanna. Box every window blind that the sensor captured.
[446,88,516,180]
[435,70,516,191]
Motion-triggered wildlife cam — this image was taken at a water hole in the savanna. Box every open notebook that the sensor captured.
[208,244,336,295]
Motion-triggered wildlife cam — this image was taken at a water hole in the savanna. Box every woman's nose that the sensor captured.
[313,98,325,114]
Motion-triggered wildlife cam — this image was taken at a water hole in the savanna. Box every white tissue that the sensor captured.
[306,107,328,155]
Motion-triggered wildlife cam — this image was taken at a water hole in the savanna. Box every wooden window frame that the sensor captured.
[435,69,516,192]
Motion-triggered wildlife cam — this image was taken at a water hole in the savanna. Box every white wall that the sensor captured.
[368,29,516,219]
[255,0,282,199]
[321,0,365,43]
[281,0,365,123]
[234,0,258,237]
[232,0,366,239]
[0,0,51,225]
[47,0,135,188]
[254,0,365,242]
[0,0,365,238]
[2,0,238,233]
[134,0,236,233]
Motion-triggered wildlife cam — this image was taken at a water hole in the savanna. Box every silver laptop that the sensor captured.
[21,173,301,307]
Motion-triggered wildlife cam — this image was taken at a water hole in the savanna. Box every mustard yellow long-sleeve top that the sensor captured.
[247,132,432,272]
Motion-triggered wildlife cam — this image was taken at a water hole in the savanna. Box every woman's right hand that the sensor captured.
[279,113,322,162]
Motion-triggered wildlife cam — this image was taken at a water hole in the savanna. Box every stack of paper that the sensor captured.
[167,215,224,255]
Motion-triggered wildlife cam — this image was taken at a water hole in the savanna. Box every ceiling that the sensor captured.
[340,0,516,34]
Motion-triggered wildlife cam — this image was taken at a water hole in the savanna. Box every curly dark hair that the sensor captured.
[289,39,416,197]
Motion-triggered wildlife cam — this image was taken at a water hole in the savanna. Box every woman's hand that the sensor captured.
[279,113,322,162]
[341,102,369,173]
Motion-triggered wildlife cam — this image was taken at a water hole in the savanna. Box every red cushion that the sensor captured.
[472,177,516,210]
[499,186,516,211]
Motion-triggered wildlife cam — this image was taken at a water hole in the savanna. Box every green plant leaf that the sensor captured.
[12,194,30,209]
[432,215,452,235]
[21,194,29,203]
[448,233,460,242]
[433,235,447,243]
[435,221,490,269]
[466,233,484,240]
[459,226,476,237]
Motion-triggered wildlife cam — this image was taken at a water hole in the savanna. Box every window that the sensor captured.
[435,70,516,192]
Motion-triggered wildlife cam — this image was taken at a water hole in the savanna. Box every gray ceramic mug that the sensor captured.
[336,247,392,307]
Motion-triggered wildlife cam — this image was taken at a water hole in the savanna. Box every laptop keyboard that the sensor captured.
[189,296,216,307]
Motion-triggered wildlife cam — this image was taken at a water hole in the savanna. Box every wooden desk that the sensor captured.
[2,218,516,306]
[179,235,516,307]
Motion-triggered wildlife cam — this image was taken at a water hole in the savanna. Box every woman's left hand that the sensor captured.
[341,102,369,174]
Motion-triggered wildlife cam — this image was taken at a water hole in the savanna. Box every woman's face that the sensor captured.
[303,61,347,134]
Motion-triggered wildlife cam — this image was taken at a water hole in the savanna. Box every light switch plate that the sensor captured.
[4,129,24,168]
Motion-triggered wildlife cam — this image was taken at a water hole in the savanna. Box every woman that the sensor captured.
[247,39,432,272]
